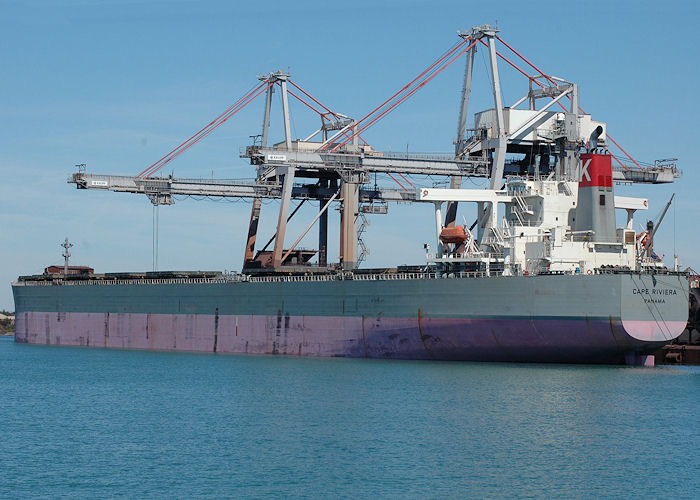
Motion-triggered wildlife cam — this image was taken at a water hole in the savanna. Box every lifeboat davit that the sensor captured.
[440,225,468,244]
[636,231,649,248]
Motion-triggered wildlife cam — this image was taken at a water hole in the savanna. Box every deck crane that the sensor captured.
[69,25,681,272]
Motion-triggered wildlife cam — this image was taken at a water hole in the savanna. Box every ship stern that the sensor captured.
[618,273,688,365]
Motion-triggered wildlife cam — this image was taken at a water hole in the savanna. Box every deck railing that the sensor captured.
[12,268,685,287]
[13,270,500,287]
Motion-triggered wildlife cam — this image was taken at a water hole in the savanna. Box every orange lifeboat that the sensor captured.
[440,225,468,244]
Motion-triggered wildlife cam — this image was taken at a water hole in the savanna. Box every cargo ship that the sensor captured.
[12,268,688,365]
[12,26,689,365]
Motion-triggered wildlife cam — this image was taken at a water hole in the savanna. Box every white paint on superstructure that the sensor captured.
[423,175,655,276]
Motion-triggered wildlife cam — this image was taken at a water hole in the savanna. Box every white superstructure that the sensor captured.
[421,172,662,276]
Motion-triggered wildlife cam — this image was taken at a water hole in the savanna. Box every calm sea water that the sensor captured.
[1,336,698,499]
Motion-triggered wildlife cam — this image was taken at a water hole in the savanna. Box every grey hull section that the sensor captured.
[12,273,689,364]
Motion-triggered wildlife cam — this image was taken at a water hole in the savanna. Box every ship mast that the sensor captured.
[61,237,73,276]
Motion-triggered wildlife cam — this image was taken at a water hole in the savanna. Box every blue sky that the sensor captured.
[1,0,698,310]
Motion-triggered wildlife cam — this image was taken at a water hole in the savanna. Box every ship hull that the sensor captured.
[12,273,689,365]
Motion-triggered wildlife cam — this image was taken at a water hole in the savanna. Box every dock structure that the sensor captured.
[68,25,681,272]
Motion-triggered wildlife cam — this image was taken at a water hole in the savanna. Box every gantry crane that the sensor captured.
[69,25,681,272]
